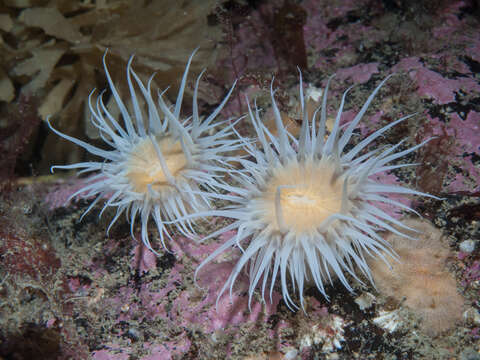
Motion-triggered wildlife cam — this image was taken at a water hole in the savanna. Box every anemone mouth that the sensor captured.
[259,157,345,234]
[125,134,190,193]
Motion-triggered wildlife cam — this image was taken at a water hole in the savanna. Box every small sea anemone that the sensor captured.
[369,218,464,336]
[48,50,237,253]
[195,73,433,310]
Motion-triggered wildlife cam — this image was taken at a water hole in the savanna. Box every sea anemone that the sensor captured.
[369,218,464,336]
[195,73,432,310]
[48,49,237,253]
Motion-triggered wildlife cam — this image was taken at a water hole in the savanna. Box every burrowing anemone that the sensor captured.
[48,50,238,253]
[194,74,433,310]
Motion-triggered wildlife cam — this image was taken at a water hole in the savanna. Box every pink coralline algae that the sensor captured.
[169,239,282,333]
[172,262,281,331]
[463,261,480,287]
[412,66,480,105]
[370,172,413,220]
[334,62,380,84]
[302,0,368,70]
[467,38,480,63]
[449,111,480,154]
[44,178,94,210]
[111,267,183,323]
[431,2,465,38]
[131,240,158,274]
[387,50,480,195]
[393,57,480,105]
[349,110,384,137]
[92,348,130,360]
[141,338,192,360]
[416,112,480,193]
[87,237,286,357]
[447,112,480,192]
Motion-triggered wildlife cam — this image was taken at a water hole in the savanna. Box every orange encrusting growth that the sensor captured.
[261,159,344,233]
[126,136,188,193]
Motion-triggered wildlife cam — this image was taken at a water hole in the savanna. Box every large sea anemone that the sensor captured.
[195,74,433,310]
[48,50,238,253]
